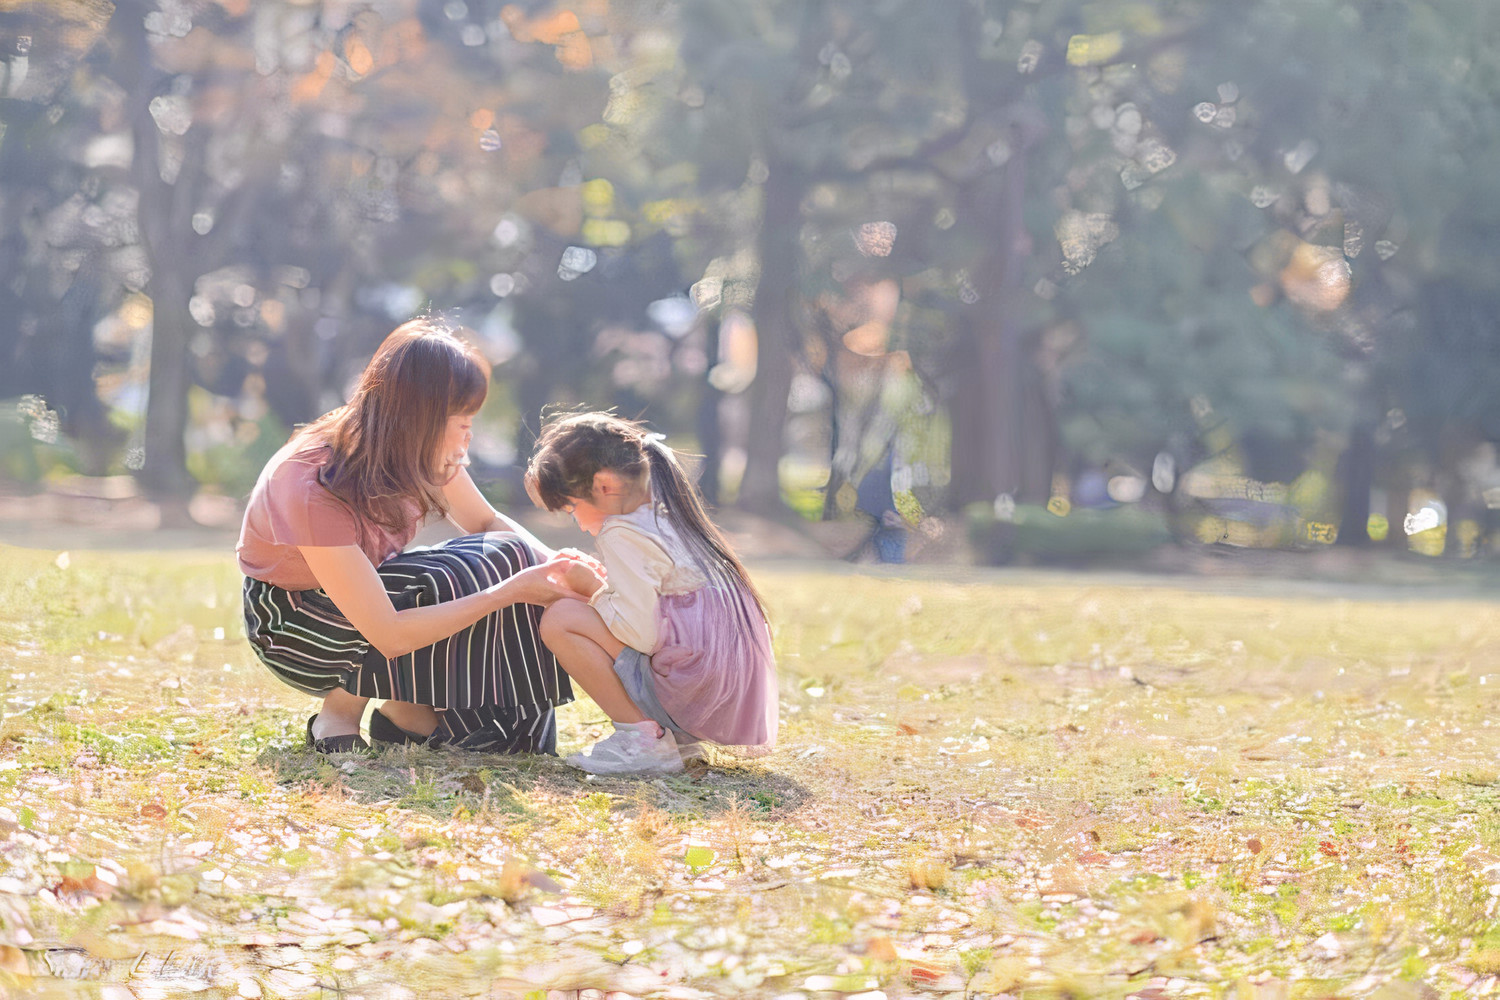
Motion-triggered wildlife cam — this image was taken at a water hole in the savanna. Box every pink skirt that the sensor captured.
[647,584,778,747]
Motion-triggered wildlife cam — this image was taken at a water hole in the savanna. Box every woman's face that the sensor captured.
[435,413,474,483]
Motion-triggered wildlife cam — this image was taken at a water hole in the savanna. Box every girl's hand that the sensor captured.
[553,557,604,598]
[554,547,607,580]
[503,562,591,607]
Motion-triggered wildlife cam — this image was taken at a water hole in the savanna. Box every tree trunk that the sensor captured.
[695,315,724,506]
[513,334,559,465]
[947,119,1052,508]
[1335,421,1375,546]
[40,254,118,474]
[120,0,197,500]
[819,362,843,520]
[737,157,803,516]
[946,320,987,507]
[138,268,195,497]
[262,321,321,431]
[1019,344,1058,501]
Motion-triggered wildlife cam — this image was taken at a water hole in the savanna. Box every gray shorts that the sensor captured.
[613,647,693,741]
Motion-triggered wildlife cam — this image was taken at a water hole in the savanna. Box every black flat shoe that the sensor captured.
[306,713,370,755]
[368,708,428,746]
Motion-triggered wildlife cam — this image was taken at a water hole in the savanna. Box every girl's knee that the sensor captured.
[539,597,591,640]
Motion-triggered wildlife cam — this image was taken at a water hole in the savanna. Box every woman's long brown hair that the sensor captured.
[294,319,490,536]
[524,412,767,618]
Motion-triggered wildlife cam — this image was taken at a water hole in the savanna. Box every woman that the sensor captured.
[236,319,586,754]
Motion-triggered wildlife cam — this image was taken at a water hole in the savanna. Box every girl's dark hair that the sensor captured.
[525,412,766,617]
[295,318,490,535]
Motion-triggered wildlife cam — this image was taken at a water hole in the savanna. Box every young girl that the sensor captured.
[525,412,778,775]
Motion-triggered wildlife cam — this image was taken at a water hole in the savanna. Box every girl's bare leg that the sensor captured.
[539,598,649,724]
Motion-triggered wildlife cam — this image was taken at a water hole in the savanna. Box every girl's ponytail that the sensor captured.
[528,410,767,621]
[642,435,767,619]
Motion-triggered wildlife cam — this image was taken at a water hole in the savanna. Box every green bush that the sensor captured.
[185,412,288,496]
[0,397,84,484]
[965,501,1172,565]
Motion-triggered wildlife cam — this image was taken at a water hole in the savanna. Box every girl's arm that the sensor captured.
[440,466,555,558]
[590,525,674,653]
[300,544,581,659]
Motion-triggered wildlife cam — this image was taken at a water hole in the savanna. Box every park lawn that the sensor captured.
[1,546,1499,999]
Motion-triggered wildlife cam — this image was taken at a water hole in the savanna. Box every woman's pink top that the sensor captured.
[237,437,418,591]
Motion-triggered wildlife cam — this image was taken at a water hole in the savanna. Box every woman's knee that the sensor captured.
[479,531,541,569]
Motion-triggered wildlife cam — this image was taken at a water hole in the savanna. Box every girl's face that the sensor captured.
[435,412,474,483]
[561,470,643,535]
[562,492,611,536]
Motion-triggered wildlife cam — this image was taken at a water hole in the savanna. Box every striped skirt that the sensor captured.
[242,532,572,754]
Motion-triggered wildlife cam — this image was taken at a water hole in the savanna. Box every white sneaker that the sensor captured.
[566,721,684,776]
[677,738,706,763]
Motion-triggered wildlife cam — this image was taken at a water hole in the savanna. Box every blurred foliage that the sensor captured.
[966,502,1174,565]
[2,0,1499,560]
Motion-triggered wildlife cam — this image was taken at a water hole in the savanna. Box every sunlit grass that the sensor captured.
[2,544,1499,997]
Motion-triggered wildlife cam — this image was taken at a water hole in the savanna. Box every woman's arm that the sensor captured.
[299,544,578,659]
[441,467,555,558]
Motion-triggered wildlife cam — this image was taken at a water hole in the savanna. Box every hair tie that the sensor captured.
[642,432,667,449]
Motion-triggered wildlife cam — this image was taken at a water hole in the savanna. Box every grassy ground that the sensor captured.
[1,546,1499,999]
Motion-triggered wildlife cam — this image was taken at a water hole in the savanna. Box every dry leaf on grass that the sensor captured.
[0,944,29,977]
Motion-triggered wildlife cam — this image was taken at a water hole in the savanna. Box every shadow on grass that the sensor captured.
[256,742,810,822]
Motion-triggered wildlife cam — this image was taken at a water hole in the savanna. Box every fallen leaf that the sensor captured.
[907,857,948,890]
[865,936,898,962]
[131,918,201,941]
[83,875,115,898]
[498,859,562,901]
[1312,931,1343,957]
[140,803,167,820]
[1126,985,1171,1000]
[530,905,569,927]
[1247,837,1263,854]
[53,875,89,898]
[0,944,28,977]
[67,928,136,960]
[897,723,920,736]
[803,974,878,992]
[905,961,946,984]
